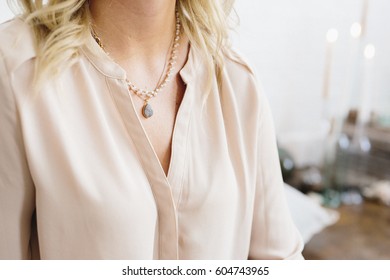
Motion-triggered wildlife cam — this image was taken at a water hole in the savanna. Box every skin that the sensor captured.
[89,0,189,175]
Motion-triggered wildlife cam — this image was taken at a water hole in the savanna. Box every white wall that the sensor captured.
[0,2,13,23]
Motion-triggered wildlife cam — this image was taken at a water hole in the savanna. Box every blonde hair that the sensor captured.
[9,0,235,87]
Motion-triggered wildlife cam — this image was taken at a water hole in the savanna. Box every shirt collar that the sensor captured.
[81,35,201,85]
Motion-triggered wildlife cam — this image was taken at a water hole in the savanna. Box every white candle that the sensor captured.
[339,23,362,117]
[359,44,375,124]
[322,28,338,122]
[338,0,370,119]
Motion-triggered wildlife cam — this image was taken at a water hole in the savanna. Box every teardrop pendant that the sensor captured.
[142,102,153,118]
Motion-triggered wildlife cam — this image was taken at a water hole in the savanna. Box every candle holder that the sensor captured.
[322,110,375,207]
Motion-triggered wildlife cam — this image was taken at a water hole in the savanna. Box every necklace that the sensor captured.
[91,11,181,118]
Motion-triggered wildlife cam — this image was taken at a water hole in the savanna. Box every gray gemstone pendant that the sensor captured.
[142,103,153,118]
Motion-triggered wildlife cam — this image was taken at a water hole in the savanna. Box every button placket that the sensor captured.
[107,78,179,259]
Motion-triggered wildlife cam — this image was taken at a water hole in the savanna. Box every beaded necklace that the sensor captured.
[91,11,181,118]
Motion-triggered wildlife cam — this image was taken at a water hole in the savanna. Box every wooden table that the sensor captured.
[303,201,390,260]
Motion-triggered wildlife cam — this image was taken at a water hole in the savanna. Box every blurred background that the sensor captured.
[1,0,389,259]
[232,0,390,260]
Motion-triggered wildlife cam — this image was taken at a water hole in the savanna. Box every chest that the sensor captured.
[130,76,186,175]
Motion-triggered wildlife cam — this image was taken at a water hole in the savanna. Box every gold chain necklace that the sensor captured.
[91,11,181,118]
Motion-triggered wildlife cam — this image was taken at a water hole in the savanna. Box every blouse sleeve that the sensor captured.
[0,49,36,260]
[248,94,304,260]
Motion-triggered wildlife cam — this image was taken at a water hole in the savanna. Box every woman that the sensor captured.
[0,0,303,259]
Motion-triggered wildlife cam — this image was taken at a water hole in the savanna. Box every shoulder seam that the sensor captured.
[0,18,37,74]
[223,47,256,76]
[0,46,20,122]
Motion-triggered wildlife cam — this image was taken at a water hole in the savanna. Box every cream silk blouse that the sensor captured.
[0,18,303,260]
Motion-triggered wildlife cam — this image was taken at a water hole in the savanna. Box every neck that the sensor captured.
[89,0,177,61]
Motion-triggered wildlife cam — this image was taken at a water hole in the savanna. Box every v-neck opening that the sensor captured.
[128,48,194,185]
[83,38,199,205]
[110,47,196,176]
[128,81,191,185]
